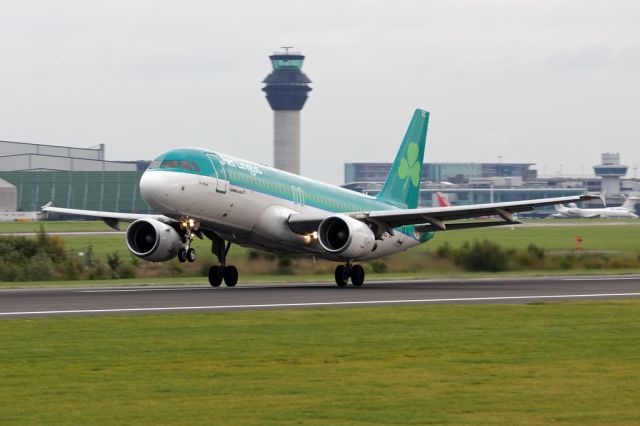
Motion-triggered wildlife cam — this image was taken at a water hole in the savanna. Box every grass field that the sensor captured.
[1,301,639,424]
[6,220,639,259]
[0,220,112,233]
[418,223,640,253]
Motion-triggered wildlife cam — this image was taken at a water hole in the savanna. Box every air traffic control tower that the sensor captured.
[262,48,312,175]
[594,152,627,196]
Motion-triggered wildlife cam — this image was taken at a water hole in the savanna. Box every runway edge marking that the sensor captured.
[2,292,640,316]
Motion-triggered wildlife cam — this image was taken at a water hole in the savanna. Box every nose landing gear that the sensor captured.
[177,217,199,263]
[334,262,365,287]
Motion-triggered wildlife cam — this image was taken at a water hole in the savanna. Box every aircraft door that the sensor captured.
[207,154,228,194]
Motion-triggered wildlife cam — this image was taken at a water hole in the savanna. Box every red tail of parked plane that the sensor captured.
[436,192,451,207]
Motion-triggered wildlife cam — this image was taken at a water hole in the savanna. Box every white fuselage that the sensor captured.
[552,205,638,219]
[139,169,421,261]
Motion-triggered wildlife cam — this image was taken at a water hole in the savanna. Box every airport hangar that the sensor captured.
[0,140,151,216]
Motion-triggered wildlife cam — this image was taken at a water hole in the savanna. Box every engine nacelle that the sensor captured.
[126,219,183,262]
[317,215,376,260]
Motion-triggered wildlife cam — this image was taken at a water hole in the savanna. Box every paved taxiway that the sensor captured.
[1,275,640,317]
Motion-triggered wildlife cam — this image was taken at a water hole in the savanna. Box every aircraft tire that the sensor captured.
[224,266,238,287]
[186,248,196,263]
[208,266,223,287]
[350,265,365,287]
[178,248,187,263]
[335,265,349,287]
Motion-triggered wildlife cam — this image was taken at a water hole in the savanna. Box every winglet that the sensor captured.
[41,201,53,210]
[598,192,606,207]
[580,193,605,207]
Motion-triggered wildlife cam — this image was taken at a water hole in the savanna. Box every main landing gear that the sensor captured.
[334,262,365,287]
[177,217,199,263]
[208,233,238,287]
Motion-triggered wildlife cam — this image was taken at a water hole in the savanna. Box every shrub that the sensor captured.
[107,252,121,271]
[370,260,388,273]
[454,239,508,272]
[527,244,545,260]
[116,262,136,279]
[88,262,112,280]
[276,255,294,275]
[246,250,261,260]
[436,242,452,259]
[23,255,60,281]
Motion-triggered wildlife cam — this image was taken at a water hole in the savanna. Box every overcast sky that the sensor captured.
[1,1,639,183]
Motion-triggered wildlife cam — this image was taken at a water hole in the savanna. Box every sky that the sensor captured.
[1,0,639,184]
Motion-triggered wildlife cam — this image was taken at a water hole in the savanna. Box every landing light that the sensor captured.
[304,231,318,245]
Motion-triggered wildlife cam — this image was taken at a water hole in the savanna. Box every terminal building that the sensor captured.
[344,155,640,216]
[0,140,151,214]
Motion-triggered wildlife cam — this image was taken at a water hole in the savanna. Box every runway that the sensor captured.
[1,275,640,317]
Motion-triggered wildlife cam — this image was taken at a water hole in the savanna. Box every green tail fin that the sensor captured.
[376,109,430,209]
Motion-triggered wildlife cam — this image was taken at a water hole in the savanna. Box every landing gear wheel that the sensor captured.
[223,266,238,287]
[186,248,196,263]
[335,265,349,287]
[178,248,187,263]
[350,264,365,287]
[208,266,223,287]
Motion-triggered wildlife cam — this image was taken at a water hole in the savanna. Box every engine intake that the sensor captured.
[126,219,183,262]
[318,215,375,259]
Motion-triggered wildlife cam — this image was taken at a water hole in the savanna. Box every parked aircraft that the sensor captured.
[435,192,451,207]
[43,109,596,287]
[550,196,638,219]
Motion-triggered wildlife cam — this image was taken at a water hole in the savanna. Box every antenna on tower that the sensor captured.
[280,46,293,54]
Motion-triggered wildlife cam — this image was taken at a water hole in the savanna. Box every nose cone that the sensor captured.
[140,171,171,211]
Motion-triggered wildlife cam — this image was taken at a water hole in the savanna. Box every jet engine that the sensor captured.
[317,215,375,259]
[126,219,183,262]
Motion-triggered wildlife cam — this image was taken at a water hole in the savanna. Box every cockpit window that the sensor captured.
[160,160,180,168]
[148,158,203,172]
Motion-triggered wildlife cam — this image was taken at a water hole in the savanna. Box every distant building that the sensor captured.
[0,178,17,211]
[0,140,151,213]
[0,140,138,172]
[344,158,639,216]
[344,162,536,185]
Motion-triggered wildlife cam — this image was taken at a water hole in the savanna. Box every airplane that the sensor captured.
[435,192,451,207]
[43,109,597,288]
[550,196,639,219]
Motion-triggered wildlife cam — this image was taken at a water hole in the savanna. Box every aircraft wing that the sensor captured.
[288,194,599,235]
[41,203,173,230]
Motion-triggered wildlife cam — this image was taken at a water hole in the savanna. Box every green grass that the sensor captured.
[1,301,639,424]
[0,220,114,233]
[420,223,640,253]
